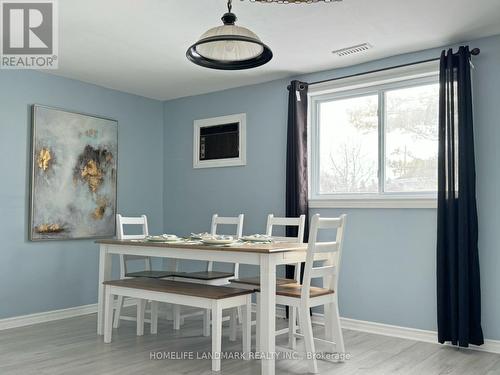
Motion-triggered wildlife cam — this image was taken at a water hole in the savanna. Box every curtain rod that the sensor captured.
[301,47,481,88]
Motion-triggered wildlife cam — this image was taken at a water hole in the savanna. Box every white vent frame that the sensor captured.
[332,43,372,57]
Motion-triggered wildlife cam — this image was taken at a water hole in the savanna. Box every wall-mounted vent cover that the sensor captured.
[332,43,372,57]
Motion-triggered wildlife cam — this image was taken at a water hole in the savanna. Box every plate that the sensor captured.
[190,232,211,240]
[146,234,179,242]
[241,234,272,243]
[201,237,235,245]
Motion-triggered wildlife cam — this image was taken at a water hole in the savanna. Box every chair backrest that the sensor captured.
[265,214,306,243]
[211,214,244,239]
[207,214,245,277]
[116,214,151,277]
[266,214,306,282]
[301,214,347,302]
[116,214,149,240]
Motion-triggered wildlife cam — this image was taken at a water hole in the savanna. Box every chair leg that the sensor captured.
[113,295,124,329]
[137,299,146,336]
[288,306,297,350]
[203,309,211,337]
[173,305,181,330]
[150,301,159,335]
[299,306,318,374]
[242,296,251,359]
[324,302,336,352]
[330,301,345,357]
[211,302,222,372]
[229,307,237,341]
[104,287,114,343]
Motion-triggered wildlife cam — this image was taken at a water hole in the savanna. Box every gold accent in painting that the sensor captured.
[81,160,104,192]
[35,223,65,234]
[37,148,52,171]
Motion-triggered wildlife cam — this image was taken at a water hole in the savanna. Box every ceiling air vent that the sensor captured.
[332,43,372,57]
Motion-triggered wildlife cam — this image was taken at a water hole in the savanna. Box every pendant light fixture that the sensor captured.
[186,0,273,70]
[248,0,342,3]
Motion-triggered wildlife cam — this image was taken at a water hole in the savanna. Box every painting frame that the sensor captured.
[29,104,118,241]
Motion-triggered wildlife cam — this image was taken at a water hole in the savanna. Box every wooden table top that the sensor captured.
[96,239,307,254]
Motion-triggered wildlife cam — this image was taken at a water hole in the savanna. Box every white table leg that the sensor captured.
[103,286,114,343]
[211,301,222,372]
[97,245,112,335]
[259,254,277,375]
[242,295,251,359]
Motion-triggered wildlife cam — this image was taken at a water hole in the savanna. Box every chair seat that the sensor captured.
[174,271,235,281]
[256,283,335,298]
[104,277,253,299]
[125,270,176,279]
[229,277,296,286]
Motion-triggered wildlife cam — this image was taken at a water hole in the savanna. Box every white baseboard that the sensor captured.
[2,302,499,355]
[311,312,500,355]
[0,300,135,331]
[0,304,98,331]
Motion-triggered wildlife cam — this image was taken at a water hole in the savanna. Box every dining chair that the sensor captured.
[172,214,244,334]
[113,214,173,329]
[256,213,347,374]
[229,214,306,347]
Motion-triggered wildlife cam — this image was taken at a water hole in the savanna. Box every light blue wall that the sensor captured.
[0,70,164,319]
[163,34,500,340]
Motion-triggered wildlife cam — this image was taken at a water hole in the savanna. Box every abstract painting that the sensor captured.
[30,105,117,240]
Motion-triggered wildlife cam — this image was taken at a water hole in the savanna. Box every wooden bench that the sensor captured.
[102,277,252,372]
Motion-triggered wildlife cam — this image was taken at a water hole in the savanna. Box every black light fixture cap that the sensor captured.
[221,12,237,25]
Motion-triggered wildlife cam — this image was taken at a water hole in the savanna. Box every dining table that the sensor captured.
[95,238,308,375]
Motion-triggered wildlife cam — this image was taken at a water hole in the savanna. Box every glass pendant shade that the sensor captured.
[196,25,264,62]
[186,6,272,70]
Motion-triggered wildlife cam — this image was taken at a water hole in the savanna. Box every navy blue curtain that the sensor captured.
[436,46,483,347]
[285,80,309,283]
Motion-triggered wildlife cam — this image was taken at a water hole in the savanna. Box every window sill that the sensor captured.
[309,197,437,209]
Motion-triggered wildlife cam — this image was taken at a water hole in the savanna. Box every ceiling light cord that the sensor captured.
[228,0,232,13]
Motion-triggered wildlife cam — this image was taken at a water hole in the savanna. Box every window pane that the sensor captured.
[319,95,379,194]
[384,83,439,192]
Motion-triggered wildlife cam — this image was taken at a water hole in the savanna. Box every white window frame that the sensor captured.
[193,113,246,169]
[308,61,439,209]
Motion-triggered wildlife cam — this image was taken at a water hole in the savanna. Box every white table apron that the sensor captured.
[96,243,306,375]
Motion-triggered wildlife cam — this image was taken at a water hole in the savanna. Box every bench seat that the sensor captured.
[103,277,252,372]
[103,277,252,299]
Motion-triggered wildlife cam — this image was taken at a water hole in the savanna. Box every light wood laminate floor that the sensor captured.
[1,308,499,375]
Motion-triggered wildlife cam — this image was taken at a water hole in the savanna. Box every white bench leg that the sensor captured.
[150,301,158,334]
[299,306,318,374]
[237,306,243,324]
[104,287,114,343]
[288,306,297,350]
[113,295,124,328]
[242,296,251,359]
[211,302,222,372]
[137,299,146,336]
[229,308,237,341]
[173,305,181,330]
[203,309,211,337]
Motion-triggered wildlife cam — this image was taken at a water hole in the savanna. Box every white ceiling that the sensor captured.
[52,0,500,100]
